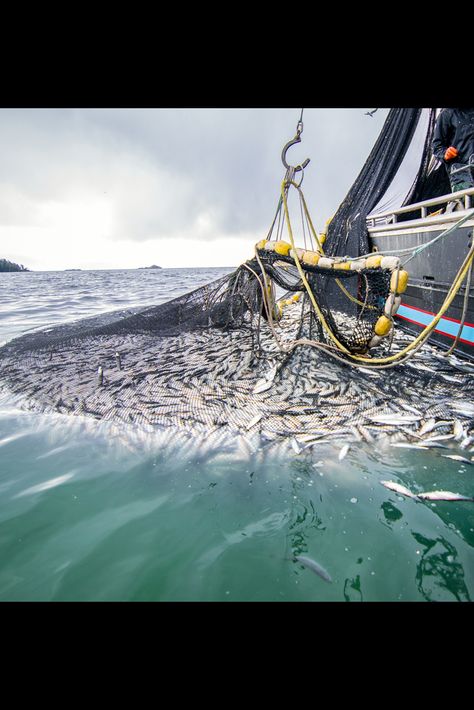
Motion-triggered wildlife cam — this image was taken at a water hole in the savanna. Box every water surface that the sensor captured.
[0,268,473,601]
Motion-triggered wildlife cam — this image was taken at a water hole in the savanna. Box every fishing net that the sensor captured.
[0,111,419,366]
[0,109,471,438]
[2,108,448,367]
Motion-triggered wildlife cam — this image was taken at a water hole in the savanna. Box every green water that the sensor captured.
[1,408,473,602]
[1,268,473,602]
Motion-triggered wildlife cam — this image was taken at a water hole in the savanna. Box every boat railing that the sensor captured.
[367,187,474,229]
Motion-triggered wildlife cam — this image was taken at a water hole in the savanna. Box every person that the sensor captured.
[432,108,474,192]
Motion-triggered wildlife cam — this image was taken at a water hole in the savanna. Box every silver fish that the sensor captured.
[380,480,416,498]
[453,419,465,441]
[450,401,474,417]
[410,363,436,373]
[460,436,474,449]
[369,414,421,425]
[294,555,333,583]
[246,413,263,430]
[399,403,423,416]
[252,379,273,395]
[440,373,461,383]
[441,454,474,465]
[418,418,436,436]
[291,437,302,454]
[390,442,428,450]
[264,365,278,382]
[417,490,474,502]
[338,444,350,461]
[423,434,455,442]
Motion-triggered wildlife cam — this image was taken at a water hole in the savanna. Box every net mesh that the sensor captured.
[2,107,470,441]
[1,108,437,366]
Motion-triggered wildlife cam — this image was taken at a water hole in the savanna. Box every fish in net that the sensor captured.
[1,108,473,448]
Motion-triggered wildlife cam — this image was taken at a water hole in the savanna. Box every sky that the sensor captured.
[0,108,390,271]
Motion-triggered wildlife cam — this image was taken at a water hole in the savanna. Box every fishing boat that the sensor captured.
[321,108,474,362]
[367,187,474,359]
[361,109,474,360]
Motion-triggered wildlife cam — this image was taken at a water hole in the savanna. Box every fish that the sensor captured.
[441,454,474,465]
[453,419,465,441]
[252,379,273,395]
[380,480,416,498]
[338,444,350,461]
[293,555,333,583]
[291,437,302,454]
[450,401,474,417]
[264,365,278,382]
[417,490,474,502]
[246,413,263,430]
[418,418,437,436]
[423,434,455,442]
[409,362,436,373]
[368,414,421,425]
[440,374,461,383]
[390,442,428,450]
[460,436,474,449]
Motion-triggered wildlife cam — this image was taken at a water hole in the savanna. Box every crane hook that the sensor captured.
[281,133,310,173]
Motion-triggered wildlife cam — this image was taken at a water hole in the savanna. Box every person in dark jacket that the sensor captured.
[432,108,474,192]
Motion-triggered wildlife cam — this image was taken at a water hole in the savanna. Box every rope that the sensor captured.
[279,178,474,367]
[443,258,473,356]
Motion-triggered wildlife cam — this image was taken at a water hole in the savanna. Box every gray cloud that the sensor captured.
[0,108,390,243]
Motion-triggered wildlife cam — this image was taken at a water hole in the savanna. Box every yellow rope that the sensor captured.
[281,180,352,355]
[279,178,474,366]
[281,181,377,309]
[333,276,377,311]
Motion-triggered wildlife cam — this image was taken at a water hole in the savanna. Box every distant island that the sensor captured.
[0,258,29,272]
[65,268,82,271]
[139,265,162,270]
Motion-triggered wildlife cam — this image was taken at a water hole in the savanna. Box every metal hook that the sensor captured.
[281,133,310,173]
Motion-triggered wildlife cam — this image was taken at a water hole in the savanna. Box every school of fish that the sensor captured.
[1,300,474,464]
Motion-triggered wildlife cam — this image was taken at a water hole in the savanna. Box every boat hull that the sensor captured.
[397,281,474,358]
[369,218,474,361]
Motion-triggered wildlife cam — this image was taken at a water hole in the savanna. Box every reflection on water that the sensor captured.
[412,531,471,602]
[381,501,403,527]
[344,575,363,602]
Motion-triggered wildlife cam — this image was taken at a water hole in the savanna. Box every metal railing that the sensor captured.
[367,187,474,229]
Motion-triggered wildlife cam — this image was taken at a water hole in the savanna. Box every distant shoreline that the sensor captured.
[0,259,29,272]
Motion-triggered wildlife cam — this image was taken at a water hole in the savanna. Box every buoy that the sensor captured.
[390,270,409,294]
[302,251,320,266]
[380,256,400,271]
[374,315,392,336]
[366,254,383,269]
[274,240,292,256]
[334,261,351,270]
[317,257,334,269]
[384,294,402,316]
[350,259,366,271]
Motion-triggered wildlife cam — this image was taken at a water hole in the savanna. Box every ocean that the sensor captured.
[0,268,473,602]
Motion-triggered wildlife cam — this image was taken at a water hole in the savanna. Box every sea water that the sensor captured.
[0,268,473,602]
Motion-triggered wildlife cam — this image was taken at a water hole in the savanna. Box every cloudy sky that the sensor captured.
[0,108,389,270]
